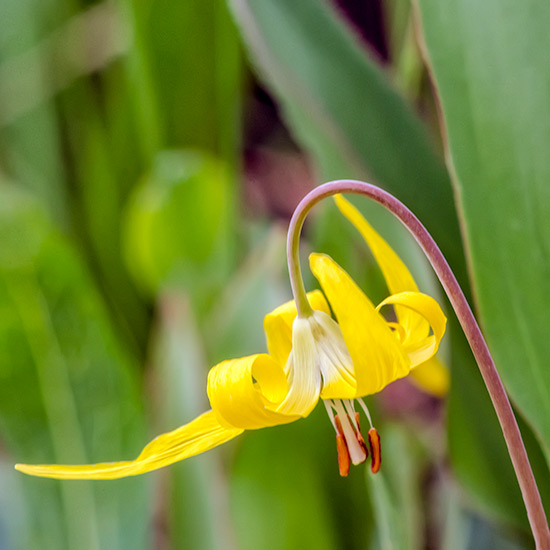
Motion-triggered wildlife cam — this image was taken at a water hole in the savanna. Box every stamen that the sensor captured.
[368,428,381,474]
[333,401,367,466]
[354,412,368,456]
[358,397,374,429]
[323,400,337,430]
[334,417,351,476]
[324,399,373,476]
[342,399,358,430]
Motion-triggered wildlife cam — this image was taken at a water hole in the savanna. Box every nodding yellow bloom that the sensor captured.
[15,196,446,480]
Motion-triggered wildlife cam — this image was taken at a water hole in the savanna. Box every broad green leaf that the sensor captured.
[122,150,234,298]
[0,184,149,550]
[0,0,68,222]
[145,0,242,160]
[229,0,465,280]
[448,323,527,529]
[450,319,550,533]
[415,0,550,460]
[63,95,150,352]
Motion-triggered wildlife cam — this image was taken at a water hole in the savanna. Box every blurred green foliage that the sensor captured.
[123,150,234,297]
[1,0,549,549]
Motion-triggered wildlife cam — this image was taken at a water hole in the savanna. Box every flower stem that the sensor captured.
[287,179,550,549]
[287,196,314,318]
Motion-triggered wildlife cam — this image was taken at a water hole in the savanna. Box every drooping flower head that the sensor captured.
[15,194,446,479]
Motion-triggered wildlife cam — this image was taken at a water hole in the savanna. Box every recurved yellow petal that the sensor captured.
[15,410,242,480]
[334,194,428,340]
[377,291,446,367]
[309,253,409,397]
[208,354,301,429]
[264,290,330,366]
[409,356,449,397]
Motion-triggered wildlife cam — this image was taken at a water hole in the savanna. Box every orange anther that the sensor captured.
[334,415,344,436]
[368,428,381,474]
[336,433,350,476]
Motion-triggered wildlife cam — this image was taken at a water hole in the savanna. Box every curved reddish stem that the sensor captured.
[287,180,550,549]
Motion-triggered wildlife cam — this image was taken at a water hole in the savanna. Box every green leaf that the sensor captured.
[122,150,234,298]
[0,0,68,223]
[230,416,340,550]
[230,0,465,280]
[448,323,527,529]
[449,318,550,533]
[205,225,289,363]
[150,292,235,550]
[439,476,529,550]
[0,184,149,550]
[365,426,425,550]
[416,0,550,460]
[145,0,242,157]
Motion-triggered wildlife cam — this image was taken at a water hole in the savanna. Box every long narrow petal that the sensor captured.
[309,253,409,396]
[334,195,428,341]
[15,411,242,480]
[208,354,303,428]
[377,291,446,367]
[264,290,330,366]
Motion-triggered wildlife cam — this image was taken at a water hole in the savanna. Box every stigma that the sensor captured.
[324,398,381,476]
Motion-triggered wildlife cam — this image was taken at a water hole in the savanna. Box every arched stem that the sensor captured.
[287,179,550,549]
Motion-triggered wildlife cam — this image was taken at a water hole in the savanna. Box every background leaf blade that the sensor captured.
[416,0,550,459]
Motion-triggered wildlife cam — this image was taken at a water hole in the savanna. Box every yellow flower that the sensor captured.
[333,194,449,397]
[15,196,446,480]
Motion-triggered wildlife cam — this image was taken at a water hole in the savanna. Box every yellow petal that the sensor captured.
[309,253,409,396]
[409,356,449,397]
[334,194,428,341]
[208,354,302,429]
[15,410,242,480]
[264,290,330,366]
[377,291,446,367]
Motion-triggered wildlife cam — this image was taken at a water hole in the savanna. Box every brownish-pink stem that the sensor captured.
[287,180,550,549]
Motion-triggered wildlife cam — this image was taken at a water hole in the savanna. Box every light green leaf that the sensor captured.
[366,426,424,550]
[230,416,339,550]
[416,0,550,460]
[448,325,527,529]
[0,0,69,223]
[450,323,550,533]
[151,291,235,550]
[439,476,528,550]
[0,184,149,550]
[205,225,289,362]
[230,0,465,279]
[122,150,234,297]
[149,0,242,155]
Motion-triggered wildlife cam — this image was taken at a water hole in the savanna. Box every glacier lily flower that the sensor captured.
[15,195,446,480]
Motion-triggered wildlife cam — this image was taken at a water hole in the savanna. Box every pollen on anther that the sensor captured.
[368,428,381,474]
[336,432,351,477]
